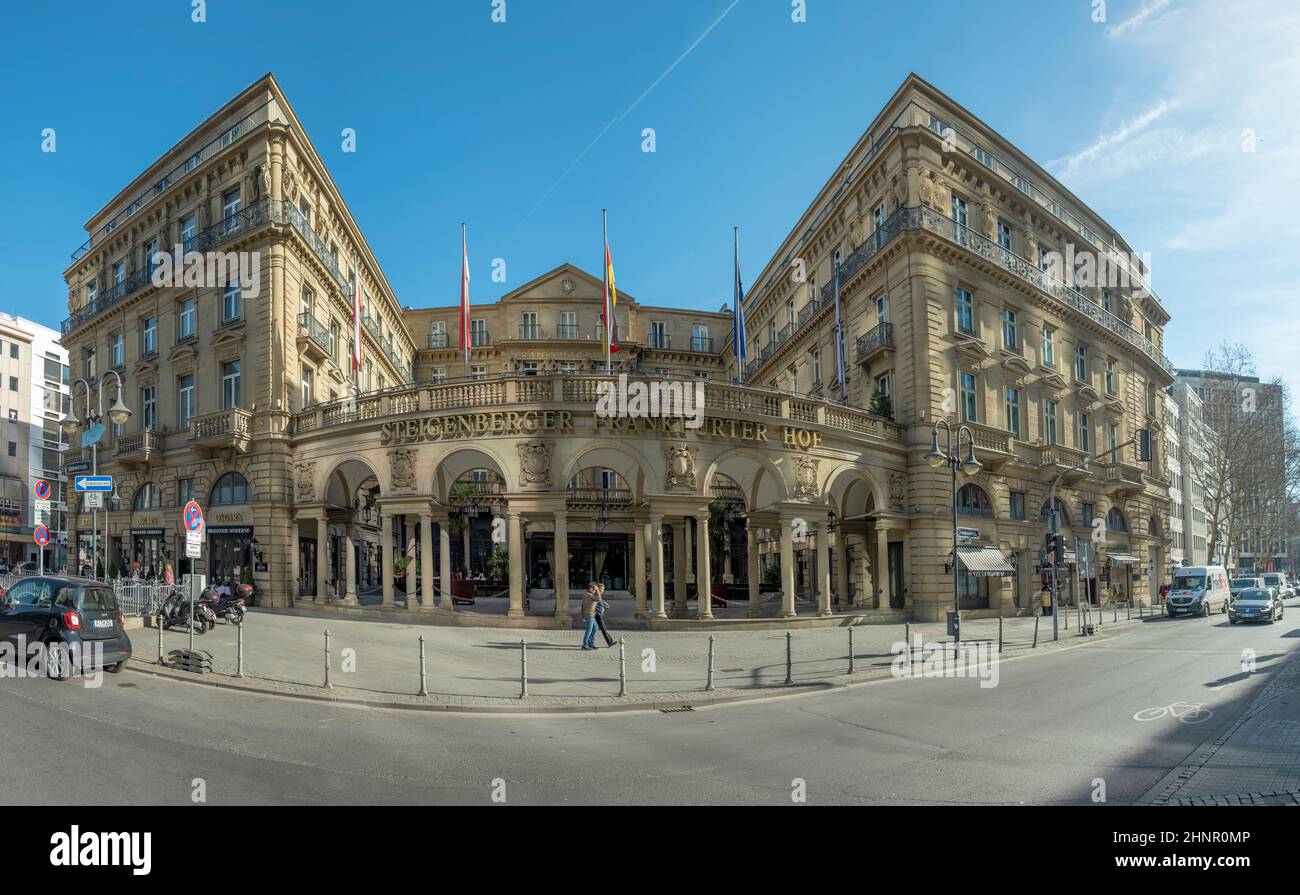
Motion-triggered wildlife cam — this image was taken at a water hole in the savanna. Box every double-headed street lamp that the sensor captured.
[62,370,132,580]
[926,419,982,647]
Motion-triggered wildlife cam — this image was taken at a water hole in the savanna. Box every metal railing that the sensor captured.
[429,332,449,349]
[517,325,546,340]
[556,324,580,340]
[647,332,671,349]
[298,313,331,354]
[689,336,714,353]
[855,321,894,361]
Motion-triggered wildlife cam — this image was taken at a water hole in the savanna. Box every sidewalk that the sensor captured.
[125,603,1150,712]
[1140,647,1300,806]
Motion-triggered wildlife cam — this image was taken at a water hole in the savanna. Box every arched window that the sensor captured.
[210,472,252,506]
[957,484,994,518]
[132,482,162,510]
[1039,497,1070,527]
[1147,515,1158,536]
[1107,507,1127,532]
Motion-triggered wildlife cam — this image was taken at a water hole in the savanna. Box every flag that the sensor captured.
[733,227,747,378]
[351,275,364,373]
[602,210,619,361]
[459,224,471,366]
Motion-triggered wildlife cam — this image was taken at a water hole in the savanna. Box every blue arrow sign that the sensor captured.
[74,475,114,493]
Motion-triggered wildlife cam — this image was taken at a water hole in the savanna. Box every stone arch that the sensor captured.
[322,456,384,510]
[957,482,996,519]
[701,447,790,511]
[561,443,651,502]
[431,445,511,502]
[822,463,885,520]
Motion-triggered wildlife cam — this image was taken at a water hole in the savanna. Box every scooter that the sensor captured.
[158,588,206,634]
[204,583,248,626]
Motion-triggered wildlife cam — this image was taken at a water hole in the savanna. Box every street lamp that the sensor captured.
[65,370,131,581]
[929,418,981,648]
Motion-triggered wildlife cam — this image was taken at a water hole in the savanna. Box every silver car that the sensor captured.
[1229,587,1284,624]
[1230,577,1265,600]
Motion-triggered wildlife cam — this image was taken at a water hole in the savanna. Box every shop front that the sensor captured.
[208,524,254,585]
[528,532,630,590]
[129,511,168,579]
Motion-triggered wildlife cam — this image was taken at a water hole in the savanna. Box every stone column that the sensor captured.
[695,512,713,620]
[289,518,301,603]
[315,511,329,602]
[816,522,832,617]
[633,517,647,616]
[684,518,695,584]
[553,510,570,620]
[420,511,434,610]
[404,515,417,610]
[650,514,667,619]
[344,525,357,605]
[381,511,396,607]
[507,511,525,618]
[672,522,688,617]
[439,516,453,612]
[876,527,890,609]
[835,532,850,609]
[462,525,471,574]
[781,515,797,618]
[747,523,761,617]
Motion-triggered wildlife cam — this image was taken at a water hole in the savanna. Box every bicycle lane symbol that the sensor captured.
[1133,702,1214,724]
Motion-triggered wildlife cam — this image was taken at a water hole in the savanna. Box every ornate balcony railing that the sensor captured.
[188,407,253,443]
[298,313,332,354]
[690,336,714,353]
[556,324,580,340]
[567,487,633,508]
[855,321,894,361]
[517,325,547,340]
[647,333,670,349]
[429,332,449,349]
[114,429,160,459]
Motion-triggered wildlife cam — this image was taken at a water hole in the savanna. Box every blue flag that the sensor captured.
[733,228,747,377]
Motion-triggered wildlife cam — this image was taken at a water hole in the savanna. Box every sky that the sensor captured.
[2,0,1296,416]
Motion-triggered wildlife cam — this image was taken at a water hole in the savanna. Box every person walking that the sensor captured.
[579,583,601,650]
[163,563,175,586]
[594,583,615,648]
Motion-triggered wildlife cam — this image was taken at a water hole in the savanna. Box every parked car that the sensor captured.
[1230,576,1266,601]
[1261,573,1293,599]
[1229,587,1285,625]
[0,576,131,680]
[1166,566,1232,617]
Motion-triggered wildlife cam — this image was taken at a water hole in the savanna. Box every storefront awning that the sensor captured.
[1106,552,1141,564]
[957,545,1016,577]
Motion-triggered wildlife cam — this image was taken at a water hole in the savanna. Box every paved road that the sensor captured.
[3,605,1297,805]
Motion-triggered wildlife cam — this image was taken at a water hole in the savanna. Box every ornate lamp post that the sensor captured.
[926,418,981,647]
[62,370,132,580]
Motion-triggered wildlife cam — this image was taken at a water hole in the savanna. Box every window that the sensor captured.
[1004,386,1021,437]
[875,293,889,324]
[520,361,539,376]
[223,281,241,322]
[787,299,796,327]
[649,320,668,349]
[1105,359,1116,395]
[142,316,157,355]
[960,372,977,422]
[692,324,711,352]
[177,478,194,507]
[957,484,994,518]
[301,367,313,408]
[1075,344,1088,382]
[768,319,777,345]
[788,365,797,396]
[1082,503,1094,528]
[875,373,891,397]
[470,319,488,347]
[1010,491,1026,522]
[210,472,251,506]
[84,348,96,379]
[300,286,314,319]
[178,297,196,340]
[1044,399,1058,445]
[1040,498,1070,526]
[5,442,13,457]
[181,214,197,248]
[144,239,158,277]
[141,386,156,430]
[997,221,1011,251]
[221,360,241,409]
[470,365,485,380]
[1041,326,1055,367]
[112,261,124,287]
[222,188,241,221]
[11,343,20,360]
[7,377,15,392]
[1078,412,1090,452]
[111,332,124,367]
[955,287,974,334]
[559,311,577,339]
[178,375,194,429]
[521,311,539,339]
[86,281,97,306]
[1108,422,1118,463]
[873,203,885,236]
[1101,289,1112,313]
[1001,308,1018,351]
[1038,246,1052,273]
[951,194,968,232]
[133,482,163,510]
[811,349,822,385]
[431,368,446,384]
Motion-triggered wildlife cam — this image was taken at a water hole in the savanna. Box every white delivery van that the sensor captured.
[1166,566,1231,617]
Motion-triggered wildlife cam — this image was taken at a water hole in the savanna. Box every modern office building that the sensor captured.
[1164,382,1228,569]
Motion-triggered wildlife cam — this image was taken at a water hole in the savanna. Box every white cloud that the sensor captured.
[1108,0,1175,38]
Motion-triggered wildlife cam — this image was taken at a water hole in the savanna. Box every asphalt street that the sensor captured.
[2,605,1297,805]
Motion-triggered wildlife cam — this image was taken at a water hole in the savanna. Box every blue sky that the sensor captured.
[3,0,1295,410]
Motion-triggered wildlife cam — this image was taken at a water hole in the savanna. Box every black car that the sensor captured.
[0,576,131,679]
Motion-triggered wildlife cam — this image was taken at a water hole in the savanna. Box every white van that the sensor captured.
[1166,566,1231,617]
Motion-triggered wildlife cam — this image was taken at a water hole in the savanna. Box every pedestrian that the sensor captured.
[594,583,614,648]
[1039,584,1053,616]
[579,583,601,650]
[163,563,175,586]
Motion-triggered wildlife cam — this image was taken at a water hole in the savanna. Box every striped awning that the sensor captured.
[957,545,1016,577]
[1106,552,1142,564]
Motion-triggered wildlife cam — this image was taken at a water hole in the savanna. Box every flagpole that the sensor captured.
[734,226,744,385]
[603,209,611,375]
[462,222,469,380]
[834,258,845,403]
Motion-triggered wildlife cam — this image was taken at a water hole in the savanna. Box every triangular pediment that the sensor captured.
[499,263,639,308]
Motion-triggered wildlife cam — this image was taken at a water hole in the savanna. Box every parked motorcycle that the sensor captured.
[157,587,206,634]
[204,583,248,626]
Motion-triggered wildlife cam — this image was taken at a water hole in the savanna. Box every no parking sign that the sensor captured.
[33,479,50,500]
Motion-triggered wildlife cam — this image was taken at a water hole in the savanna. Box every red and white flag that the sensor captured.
[459,223,471,365]
[351,276,364,373]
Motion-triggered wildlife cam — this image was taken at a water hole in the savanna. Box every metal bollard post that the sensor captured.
[998,617,1003,654]
[418,635,428,697]
[1127,601,1132,621]
[519,639,528,699]
[785,631,793,685]
[236,622,244,679]
[323,630,332,689]
[705,635,715,692]
[156,615,163,665]
[848,626,855,675]
[618,638,627,697]
[1114,602,1118,623]
[1033,615,1040,648]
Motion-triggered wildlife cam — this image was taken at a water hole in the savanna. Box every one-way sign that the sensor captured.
[74,475,114,493]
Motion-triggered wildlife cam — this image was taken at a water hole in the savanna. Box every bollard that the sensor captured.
[236,622,245,679]
[905,622,911,656]
[706,635,715,692]
[785,631,793,685]
[156,615,163,665]
[848,626,855,675]
[519,639,528,699]
[619,638,627,697]
[998,617,1003,654]
[323,630,333,689]
[1127,601,1132,621]
[1114,602,1118,623]
[1033,615,1040,648]
[418,635,428,697]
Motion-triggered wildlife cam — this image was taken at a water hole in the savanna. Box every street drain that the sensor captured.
[115,682,138,688]
[660,706,695,713]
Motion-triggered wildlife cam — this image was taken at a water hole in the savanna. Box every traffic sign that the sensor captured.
[75,475,114,493]
[183,500,205,534]
[84,492,104,510]
[81,424,105,449]
[33,525,50,546]
[33,479,51,500]
[65,460,91,475]
[185,529,203,559]
[957,527,981,542]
